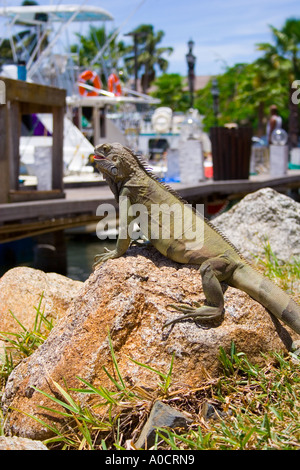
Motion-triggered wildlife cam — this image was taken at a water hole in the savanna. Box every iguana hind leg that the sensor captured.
[164,256,232,328]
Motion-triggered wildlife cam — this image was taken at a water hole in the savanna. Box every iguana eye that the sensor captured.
[111,155,118,162]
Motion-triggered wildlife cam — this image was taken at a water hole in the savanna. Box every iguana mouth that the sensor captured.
[93,152,106,161]
[93,149,118,177]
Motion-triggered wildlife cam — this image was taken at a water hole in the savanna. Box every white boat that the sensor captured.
[0,3,210,186]
[0,3,162,185]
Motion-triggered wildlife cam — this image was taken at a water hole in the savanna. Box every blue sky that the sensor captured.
[0,0,299,76]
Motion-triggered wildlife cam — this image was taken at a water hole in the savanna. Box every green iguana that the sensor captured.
[93,142,300,335]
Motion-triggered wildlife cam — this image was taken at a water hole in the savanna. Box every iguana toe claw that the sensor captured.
[167,303,196,313]
[93,248,119,269]
[164,302,223,328]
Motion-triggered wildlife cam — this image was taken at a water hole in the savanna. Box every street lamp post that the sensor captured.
[186,39,196,108]
[211,78,219,126]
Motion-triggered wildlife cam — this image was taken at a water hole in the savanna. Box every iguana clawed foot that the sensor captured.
[164,301,224,328]
[93,247,119,268]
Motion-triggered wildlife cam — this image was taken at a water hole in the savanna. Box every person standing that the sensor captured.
[266,105,282,144]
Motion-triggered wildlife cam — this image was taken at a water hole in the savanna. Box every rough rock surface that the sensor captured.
[134,400,192,449]
[0,267,83,335]
[213,188,300,262]
[2,247,298,440]
[0,436,48,450]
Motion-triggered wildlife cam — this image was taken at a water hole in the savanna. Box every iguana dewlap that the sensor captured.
[93,142,300,336]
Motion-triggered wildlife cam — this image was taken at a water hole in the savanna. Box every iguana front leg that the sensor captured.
[93,239,131,266]
[93,190,132,268]
[164,255,235,327]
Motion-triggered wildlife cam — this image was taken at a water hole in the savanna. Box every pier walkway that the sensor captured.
[0,170,299,243]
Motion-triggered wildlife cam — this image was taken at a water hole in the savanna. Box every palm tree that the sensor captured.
[256,18,300,147]
[124,24,173,93]
[237,50,289,136]
[70,26,126,85]
[150,73,190,111]
[194,63,268,131]
[0,0,49,66]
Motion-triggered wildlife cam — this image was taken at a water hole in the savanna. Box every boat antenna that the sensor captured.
[27,0,89,79]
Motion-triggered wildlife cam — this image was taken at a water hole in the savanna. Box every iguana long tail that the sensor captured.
[230,264,300,335]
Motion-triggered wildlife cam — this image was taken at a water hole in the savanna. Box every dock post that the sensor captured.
[52,105,65,192]
[0,78,66,203]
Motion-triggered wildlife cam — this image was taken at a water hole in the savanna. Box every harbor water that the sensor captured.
[0,232,117,282]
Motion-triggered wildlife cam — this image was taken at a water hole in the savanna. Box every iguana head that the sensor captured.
[93,142,134,181]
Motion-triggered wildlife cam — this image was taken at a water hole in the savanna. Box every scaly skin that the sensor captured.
[93,142,300,336]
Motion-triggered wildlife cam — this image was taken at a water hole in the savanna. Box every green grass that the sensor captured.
[254,239,300,296]
[0,245,299,450]
[156,345,300,450]
[10,331,174,450]
[0,293,53,384]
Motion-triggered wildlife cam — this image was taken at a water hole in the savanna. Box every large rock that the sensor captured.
[0,267,83,335]
[0,436,48,450]
[2,247,299,440]
[213,188,300,263]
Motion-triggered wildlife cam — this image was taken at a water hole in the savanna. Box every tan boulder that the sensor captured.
[0,436,48,450]
[2,247,299,440]
[0,267,83,334]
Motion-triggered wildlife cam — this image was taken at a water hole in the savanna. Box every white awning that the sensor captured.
[66,95,161,107]
[0,4,114,25]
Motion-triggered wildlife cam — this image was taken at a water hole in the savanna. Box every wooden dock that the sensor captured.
[1,170,299,243]
[0,77,66,204]
[1,77,299,244]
